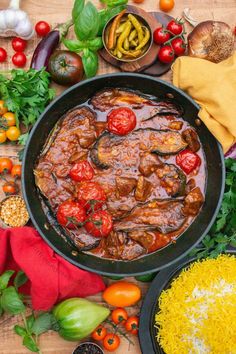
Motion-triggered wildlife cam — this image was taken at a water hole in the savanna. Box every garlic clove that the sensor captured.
[4,9,18,29]
[15,20,34,39]
[0,12,7,31]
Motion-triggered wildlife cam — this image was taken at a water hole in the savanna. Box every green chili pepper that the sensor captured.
[128,13,143,43]
[136,26,151,50]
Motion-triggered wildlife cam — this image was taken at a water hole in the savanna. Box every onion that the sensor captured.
[188,21,235,63]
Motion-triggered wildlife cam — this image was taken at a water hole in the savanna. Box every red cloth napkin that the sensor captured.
[0,226,105,311]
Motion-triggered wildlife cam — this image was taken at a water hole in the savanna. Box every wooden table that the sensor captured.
[0,0,235,353]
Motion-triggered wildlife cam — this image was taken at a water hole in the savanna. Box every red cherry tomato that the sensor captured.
[171,38,186,56]
[153,27,170,45]
[158,45,175,63]
[12,37,27,52]
[35,21,51,37]
[77,181,106,212]
[12,52,27,67]
[107,107,136,136]
[125,316,139,335]
[0,48,7,63]
[166,19,183,35]
[176,149,201,174]
[69,161,94,182]
[85,210,113,238]
[57,200,86,229]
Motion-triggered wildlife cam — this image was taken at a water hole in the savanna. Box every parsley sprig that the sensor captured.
[191,158,236,258]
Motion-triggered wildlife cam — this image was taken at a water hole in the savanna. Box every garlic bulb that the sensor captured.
[0,0,34,39]
[188,21,235,63]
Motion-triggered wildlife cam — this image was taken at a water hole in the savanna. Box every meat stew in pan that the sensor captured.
[34,88,206,261]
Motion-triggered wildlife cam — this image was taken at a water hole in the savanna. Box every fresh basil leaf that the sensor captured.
[87,37,103,51]
[0,303,3,317]
[14,271,28,290]
[98,5,126,35]
[26,314,35,333]
[1,286,25,315]
[32,312,54,335]
[82,50,98,78]
[14,325,27,337]
[0,270,15,290]
[72,0,85,22]
[23,335,39,353]
[75,2,99,40]
[63,38,86,52]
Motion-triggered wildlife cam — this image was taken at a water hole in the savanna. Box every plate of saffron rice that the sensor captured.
[139,251,236,354]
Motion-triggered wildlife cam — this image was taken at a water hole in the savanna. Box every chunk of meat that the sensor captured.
[70,228,100,251]
[135,176,153,202]
[183,187,204,216]
[168,120,183,130]
[182,128,200,152]
[114,200,187,233]
[105,231,146,260]
[139,152,162,177]
[116,177,137,197]
[155,164,186,197]
[185,178,196,195]
[128,230,156,250]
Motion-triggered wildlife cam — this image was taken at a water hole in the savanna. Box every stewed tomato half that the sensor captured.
[85,210,113,238]
[69,160,94,182]
[57,200,86,229]
[77,181,106,212]
[176,149,201,174]
[107,107,137,135]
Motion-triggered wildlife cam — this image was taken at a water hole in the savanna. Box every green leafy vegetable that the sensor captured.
[23,335,39,353]
[100,0,128,8]
[32,312,55,335]
[191,158,236,259]
[14,271,28,290]
[1,286,25,315]
[0,270,15,290]
[97,5,126,35]
[63,37,103,52]
[82,49,99,78]
[75,2,99,40]
[72,0,85,22]
[14,325,27,337]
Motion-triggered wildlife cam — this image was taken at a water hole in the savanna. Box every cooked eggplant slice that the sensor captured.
[155,164,186,197]
[114,199,187,233]
[90,129,188,170]
[142,100,183,120]
[182,128,200,152]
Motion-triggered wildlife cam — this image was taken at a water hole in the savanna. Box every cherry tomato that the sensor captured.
[103,281,141,307]
[103,333,120,352]
[0,130,7,144]
[133,0,144,2]
[107,107,136,136]
[91,325,107,341]
[11,165,22,178]
[234,26,236,36]
[176,149,201,174]
[166,19,183,35]
[159,0,175,12]
[0,48,7,63]
[171,38,186,56]
[0,158,13,173]
[2,181,18,195]
[35,21,51,37]
[6,126,21,141]
[153,27,170,45]
[85,210,113,238]
[57,200,86,229]
[12,52,27,67]
[158,45,175,63]
[0,100,8,115]
[2,112,16,127]
[12,37,27,52]
[77,181,106,212]
[125,316,139,335]
[111,308,128,325]
[69,161,94,182]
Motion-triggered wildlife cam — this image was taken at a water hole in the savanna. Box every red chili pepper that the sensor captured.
[176,149,201,174]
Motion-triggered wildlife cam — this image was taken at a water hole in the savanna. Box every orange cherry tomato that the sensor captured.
[11,164,22,178]
[125,316,139,335]
[6,126,20,141]
[159,0,175,12]
[111,308,128,324]
[103,281,141,307]
[133,0,144,3]
[2,181,18,195]
[91,325,107,341]
[0,130,7,144]
[2,112,16,127]
[0,157,13,173]
[103,333,120,352]
[0,100,8,115]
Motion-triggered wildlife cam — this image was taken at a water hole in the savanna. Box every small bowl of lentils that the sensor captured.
[72,342,104,354]
[0,195,29,227]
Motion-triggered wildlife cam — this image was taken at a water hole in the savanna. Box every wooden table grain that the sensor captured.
[0,0,235,353]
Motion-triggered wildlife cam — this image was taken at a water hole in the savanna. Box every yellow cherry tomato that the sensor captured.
[103,281,141,307]
[159,0,175,12]
[2,112,16,127]
[0,100,8,115]
[6,126,21,141]
[0,129,7,144]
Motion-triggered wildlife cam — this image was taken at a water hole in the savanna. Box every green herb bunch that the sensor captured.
[191,158,236,258]
[63,0,128,78]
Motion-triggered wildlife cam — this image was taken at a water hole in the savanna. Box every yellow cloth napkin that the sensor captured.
[172,52,236,153]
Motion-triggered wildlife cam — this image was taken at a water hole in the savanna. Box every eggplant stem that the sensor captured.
[58,19,73,39]
[9,0,20,9]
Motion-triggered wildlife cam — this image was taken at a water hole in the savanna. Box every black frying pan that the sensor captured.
[22,73,225,276]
